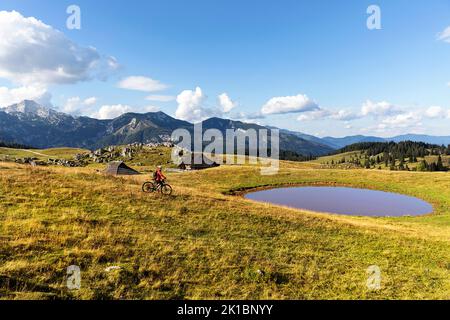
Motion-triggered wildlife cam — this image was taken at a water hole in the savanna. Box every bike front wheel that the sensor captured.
[142,182,156,193]
[160,184,173,196]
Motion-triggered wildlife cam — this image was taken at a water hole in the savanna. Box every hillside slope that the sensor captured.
[0,100,333,156]
[0,161,449,299]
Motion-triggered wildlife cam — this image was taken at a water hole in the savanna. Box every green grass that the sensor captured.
[0,152,450,300]
[314,150,450,171]
[0,147,89,161]
[37,148,90,160]
[311,151,362,164]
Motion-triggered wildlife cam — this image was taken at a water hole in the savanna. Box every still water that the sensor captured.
[245,187,433,217]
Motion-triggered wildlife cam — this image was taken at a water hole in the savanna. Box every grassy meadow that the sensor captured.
[0,147,90,161]
[0,148,450,300]
[313,150,450,170]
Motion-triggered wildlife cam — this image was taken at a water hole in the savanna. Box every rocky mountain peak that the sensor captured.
[3,100,56,119]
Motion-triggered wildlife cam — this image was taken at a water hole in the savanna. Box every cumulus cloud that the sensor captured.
[363,103,450,135]
[118,76,168,92]
[261,94,319,115]
[437,26,450,43]
[83,97,97,106]
[293,99,405,123]
[94,104,132,119]
[175,87,215,122]
[145,95,175,102]
[361,100,401,117]
[297,109,331,121]
[424,106,446,119]
[90,104,160,119]
[297,108,360,122]
[330,109,361,121]
[62,97,82,114]
[218,93,237,113]
[61,96,98,114]
[0,11,118,85]
[0,85,51,107]
[381,112,422,128]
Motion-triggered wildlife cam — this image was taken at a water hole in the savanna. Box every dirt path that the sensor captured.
[19,149,48,157]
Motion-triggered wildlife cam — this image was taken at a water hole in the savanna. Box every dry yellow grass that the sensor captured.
[0,159,449,300]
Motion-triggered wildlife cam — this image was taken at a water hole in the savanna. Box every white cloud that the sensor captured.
[361,100,400,117]
[424,106,446,119]
[297,108,360,122]
[0,85,51,107]
[142,105,160,113]
[62,97,82,113]
[61,96,98,114]
[83,97,97,106]
[218,93,236,113]
[93,104,132,119]
[381,112,422,128]
[118,76,168,92]
[175,88,261,122]
[90,104,160,119]
[361,102,450,135]
[297,109,331,121]
[261,94,319,115]
[437,26,450,43]
[330,109,361,121]
[175,87,217,122]
[0,11,118,85]
[145,95,175,102]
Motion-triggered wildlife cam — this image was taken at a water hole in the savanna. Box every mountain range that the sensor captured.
[321,134,450,149]
[1,100,449,155]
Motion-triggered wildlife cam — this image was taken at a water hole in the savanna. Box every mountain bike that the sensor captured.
[142,180,173,196]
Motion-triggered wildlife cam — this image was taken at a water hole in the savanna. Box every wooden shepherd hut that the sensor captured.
[104,161,141,176]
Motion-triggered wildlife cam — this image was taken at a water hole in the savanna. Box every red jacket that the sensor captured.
[155,170,166,182]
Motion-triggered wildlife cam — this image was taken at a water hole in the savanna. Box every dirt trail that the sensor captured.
[19,149,48,157]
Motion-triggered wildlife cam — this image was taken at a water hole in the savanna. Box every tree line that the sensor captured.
[0,140,32,149]
[280,150,316,162]
[330,141,449,172]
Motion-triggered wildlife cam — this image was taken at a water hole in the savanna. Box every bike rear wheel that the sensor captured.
[142,182,156,193]
[160,184,173,196]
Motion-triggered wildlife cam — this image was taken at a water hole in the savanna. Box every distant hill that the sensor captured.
[328,141,449,172]
[0,140,31,149]
[336,141,447,157]
[321,135,386,149]
[277,128,335,153]
[204,119,335,156]
[0,100,332,156]
[321,134,450,149]
[388,134,450,146]
[1,100,448,156]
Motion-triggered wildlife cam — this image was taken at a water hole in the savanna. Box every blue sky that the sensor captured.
[0,0,449,137]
